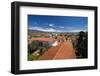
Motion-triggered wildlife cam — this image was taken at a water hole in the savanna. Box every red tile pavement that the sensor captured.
[40,45,61,60]
[40,39,76,60]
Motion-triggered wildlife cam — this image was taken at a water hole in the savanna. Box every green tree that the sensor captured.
[76,31,88,58]
[28,41,39,54]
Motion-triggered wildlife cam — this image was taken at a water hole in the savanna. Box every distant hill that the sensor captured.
[28,29,80,34]
[28,29,52,37]
[28,29,45,33]
[28,29,85,37]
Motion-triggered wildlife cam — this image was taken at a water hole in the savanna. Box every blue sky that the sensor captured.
[28,15,88,32]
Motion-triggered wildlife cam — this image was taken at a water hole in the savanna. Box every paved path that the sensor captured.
[40,38,76,60]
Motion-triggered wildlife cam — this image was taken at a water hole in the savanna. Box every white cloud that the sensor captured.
[29,27,57,32]
[68,29,87,32]
[29,25,87,32]
[49,24,54,27]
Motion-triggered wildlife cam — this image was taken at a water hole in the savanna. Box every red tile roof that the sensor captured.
[31,38,55,42]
